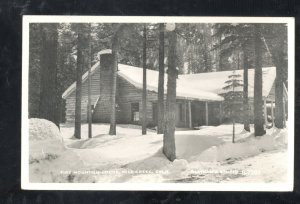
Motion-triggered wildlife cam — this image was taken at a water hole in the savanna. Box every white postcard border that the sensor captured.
[21,16,295,191]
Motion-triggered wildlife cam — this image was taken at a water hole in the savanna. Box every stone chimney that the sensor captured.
[97,49,114,122]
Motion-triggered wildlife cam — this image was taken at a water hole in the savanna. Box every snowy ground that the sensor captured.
[29,119,288,184]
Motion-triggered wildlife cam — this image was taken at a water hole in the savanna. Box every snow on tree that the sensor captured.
[222,70,243,143]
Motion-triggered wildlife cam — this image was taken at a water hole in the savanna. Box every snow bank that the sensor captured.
[194,128,287,162]
[29,118,65,162]
[29,118,61,141]
[42,123,287,183]
[29,119,89,183]
[175,135,224,161]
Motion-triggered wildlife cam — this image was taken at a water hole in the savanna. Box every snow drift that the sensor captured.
[193,128,287,162]
[29,118,65,162]
[29,119,87,183]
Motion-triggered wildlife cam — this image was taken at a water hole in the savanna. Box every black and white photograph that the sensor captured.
[22,16,294,191]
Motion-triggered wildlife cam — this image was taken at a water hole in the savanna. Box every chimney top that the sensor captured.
[98,49,112,57]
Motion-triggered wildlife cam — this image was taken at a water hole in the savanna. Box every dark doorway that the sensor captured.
[131,102,139,122]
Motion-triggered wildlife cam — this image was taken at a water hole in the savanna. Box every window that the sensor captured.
[131,103,139,122]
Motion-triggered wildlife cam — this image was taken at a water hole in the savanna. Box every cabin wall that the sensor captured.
[114,76,158,125]
[65,67,101,122]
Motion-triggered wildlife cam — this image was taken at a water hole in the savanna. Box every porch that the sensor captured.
[152,99,223,129]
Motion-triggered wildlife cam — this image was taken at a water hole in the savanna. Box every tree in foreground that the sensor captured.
[222,70,243,143]
[163,23,177,161]
[74,24,90,139]
[261,24,287,129]
[109,26,119,135]
[142,24,147,135]
[109,24,126,135]
[39,23,60,127]
[87,24,92,138]
[253,24,266,136]
[242,46,251,132]
[157,23,165,134]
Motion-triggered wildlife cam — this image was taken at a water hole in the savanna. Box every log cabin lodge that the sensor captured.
[62,49,284,129]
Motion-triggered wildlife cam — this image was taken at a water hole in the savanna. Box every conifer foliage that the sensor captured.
[222,71,243,143]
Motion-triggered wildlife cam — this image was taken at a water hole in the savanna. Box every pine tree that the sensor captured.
[242,48,251,132]
[163,24,177,161]
[74,24,85,139]
[109,24,126,135]
[253,24,266,136]
[157,23,165,134]
[261,24,287,129]
[109,26,119,135]
[222,70,243,143]
[87,24,92,138]
[213,23,255,131]
[29,23,42,118]
[39,23,59,127]
[142,24,147,135]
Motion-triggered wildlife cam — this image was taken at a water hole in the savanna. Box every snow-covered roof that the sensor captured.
[62,62,276,102]
[179,67,276,99]
[118,64,223,101]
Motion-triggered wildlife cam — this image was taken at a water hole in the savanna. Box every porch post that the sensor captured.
[184,100,187,127]
[271,100,274,127]
[188,101,192,128]
[264,99,267,127]
[219,102,222,125]
[205,101,209,126]
[283,99,286,127]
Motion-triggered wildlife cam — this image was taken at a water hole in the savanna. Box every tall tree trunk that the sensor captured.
[203,43,210,72]
[109,25,123,135]
[187,41,192,74]
[163,28,177,161]
[253,24,266,136]
[218,35,222,71]
[273,30,286,129]
[142,24,147,135]
[242,46,250,132]
[274,51,285,129]
[87,24,92,138]
[74,24,86,139]
[157,23,165,134]
[109,37,118,135]
[39,23,59,127]
[260,24,286,129]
